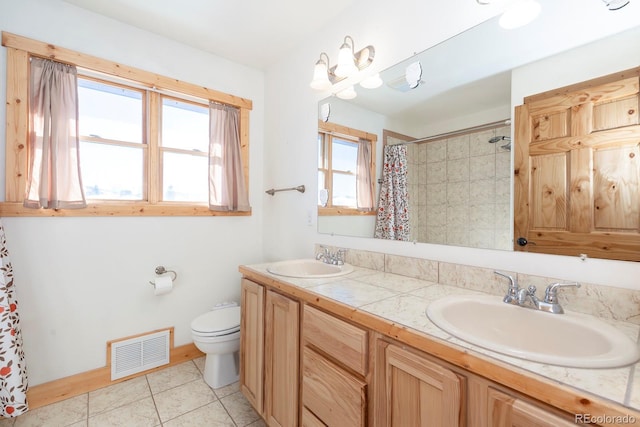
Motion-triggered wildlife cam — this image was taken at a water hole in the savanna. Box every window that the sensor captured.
[317,121,377,215]
[160,97,209,202]
[78,78,145,201]
[1,32,253,216]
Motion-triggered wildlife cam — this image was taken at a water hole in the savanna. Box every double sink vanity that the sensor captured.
[238,251,640,426]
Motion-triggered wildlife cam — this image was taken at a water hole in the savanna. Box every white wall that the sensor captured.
[0,0,265,385]
[263,0,640,288]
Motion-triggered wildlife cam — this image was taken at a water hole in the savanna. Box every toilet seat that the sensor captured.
[191,305,241,337]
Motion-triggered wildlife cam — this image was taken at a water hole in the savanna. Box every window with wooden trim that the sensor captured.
[1,31,253,217]
[317,121,377,215]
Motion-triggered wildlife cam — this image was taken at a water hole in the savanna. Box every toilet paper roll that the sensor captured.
[153,275,173,296]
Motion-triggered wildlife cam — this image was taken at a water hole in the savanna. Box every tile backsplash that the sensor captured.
[317,244,640,325]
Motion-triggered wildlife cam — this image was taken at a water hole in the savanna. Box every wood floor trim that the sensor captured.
[27,343,204,410]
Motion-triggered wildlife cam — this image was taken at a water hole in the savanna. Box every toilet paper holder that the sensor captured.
[148,265,178,286]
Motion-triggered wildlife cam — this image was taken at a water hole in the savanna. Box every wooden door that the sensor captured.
[240,279,264,415]
[488,388,576,427]
[265,290,300,427]
[514,69,640,261]
[376,341,465,427]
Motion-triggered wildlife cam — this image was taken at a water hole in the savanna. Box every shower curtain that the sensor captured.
[0,220,28,417]
[374,145,411,241]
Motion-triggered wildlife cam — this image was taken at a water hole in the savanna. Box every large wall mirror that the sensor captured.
[317,11,640,259]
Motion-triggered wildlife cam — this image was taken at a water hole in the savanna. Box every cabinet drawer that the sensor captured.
[302,407,326,427]
[303,347,366,427]
[303,304,368,375]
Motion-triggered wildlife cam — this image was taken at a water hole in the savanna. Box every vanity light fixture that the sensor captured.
[602,0,630,9]
[310,52,332,91]
[359,73,383,89]
[309,35,376,91]
[405,61,422,89]
[336,85,357,100]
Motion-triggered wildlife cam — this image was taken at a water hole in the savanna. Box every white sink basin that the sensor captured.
[426,295,640,368]
[266,259,354,278]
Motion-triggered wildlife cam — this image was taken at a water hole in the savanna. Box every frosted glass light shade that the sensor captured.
[336,86,357,100]
[360,73,383,89]
[310,60,331,90]
[499,0,541,29]
[335,44,358,78]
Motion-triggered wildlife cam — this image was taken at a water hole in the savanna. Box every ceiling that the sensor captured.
[63,0,357,69]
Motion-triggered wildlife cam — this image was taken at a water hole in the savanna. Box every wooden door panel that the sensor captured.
[488,387,575,427]
[530,153,568,229]
[265,290,299,427]
[593,95,639,131]
[593,145,640,230]
[385,344,463,427]
[514,69,640,260]
[531,110,569,141]
[240,279,264,415]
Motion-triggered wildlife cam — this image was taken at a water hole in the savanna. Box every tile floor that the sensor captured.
[0,357,265,427]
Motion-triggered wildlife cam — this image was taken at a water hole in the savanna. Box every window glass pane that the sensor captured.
[332,173,356,207]
[332,138,358,172]
[80,141,143,200]
[163,152,208,202]
[162,98,209,152]
[78,79,143,143]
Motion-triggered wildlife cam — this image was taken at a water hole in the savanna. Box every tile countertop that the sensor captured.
[240,262,640,417]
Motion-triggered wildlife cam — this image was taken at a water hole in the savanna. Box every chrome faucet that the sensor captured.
[315,246,346,265]
[494,271,520,305]
[494,271,580,314]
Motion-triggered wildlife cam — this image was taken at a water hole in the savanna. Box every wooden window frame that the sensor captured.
[317,120,377,216]
[1,32,253,217]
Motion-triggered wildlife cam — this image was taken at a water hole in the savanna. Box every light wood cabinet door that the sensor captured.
[240,278,264,415]
[375,341,465,427]
[514,70,640,261]
[265,290,300,427]
[487,387,576,427]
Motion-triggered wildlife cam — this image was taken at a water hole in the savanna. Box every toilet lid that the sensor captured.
[191,306,241,334]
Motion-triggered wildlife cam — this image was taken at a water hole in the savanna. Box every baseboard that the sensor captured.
[27,342,204,410]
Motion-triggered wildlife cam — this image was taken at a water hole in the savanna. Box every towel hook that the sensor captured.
[149,265,178,286]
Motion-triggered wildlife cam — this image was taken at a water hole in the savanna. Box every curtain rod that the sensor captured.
[397,119,511,145]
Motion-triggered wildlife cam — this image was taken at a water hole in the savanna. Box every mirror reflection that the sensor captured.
[317,14,640,254]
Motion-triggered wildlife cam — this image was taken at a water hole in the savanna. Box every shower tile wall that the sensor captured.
[406,125,511,250]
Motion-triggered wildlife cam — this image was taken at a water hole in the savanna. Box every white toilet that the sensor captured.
[191,303,241,388]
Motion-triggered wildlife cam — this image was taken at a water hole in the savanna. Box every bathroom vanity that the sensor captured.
[238,261,640,427]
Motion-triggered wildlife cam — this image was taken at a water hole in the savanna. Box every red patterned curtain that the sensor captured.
[0,221,28,417]
[374,145,411,241]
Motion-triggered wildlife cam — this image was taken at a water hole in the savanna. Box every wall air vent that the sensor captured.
[110,329,170,380]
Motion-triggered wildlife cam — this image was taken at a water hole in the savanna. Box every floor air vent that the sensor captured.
[110,329,170,380]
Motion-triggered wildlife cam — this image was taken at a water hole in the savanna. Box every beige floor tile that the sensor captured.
[213,381,240,399]
[14,394,87,427]
[146,361,201,394]
[0,417,14,427]
[153,379,216,422]
[220,392,261,427]
[89,376,151,416]
[162,401,234,427]
[88,396,159,427]
[192,356,205,374]
[246,419,267,427]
